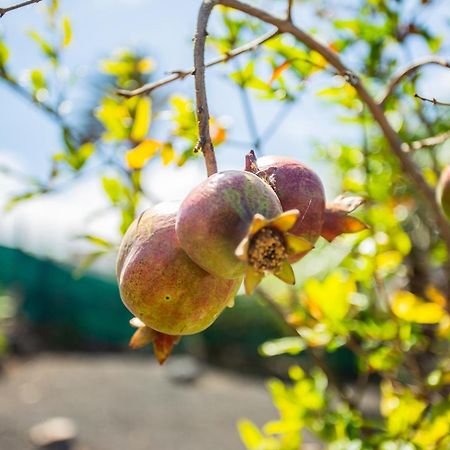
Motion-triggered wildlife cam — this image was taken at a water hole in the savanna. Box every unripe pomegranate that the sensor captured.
[117,203,241,363]
[176,170,312,294]
[245,151,367,258]
[438,165,450,221]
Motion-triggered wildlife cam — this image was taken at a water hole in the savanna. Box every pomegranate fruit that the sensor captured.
[245,151,367,258]
[176,170,312,294]
[116,203,241,364]
[246,152,325,262]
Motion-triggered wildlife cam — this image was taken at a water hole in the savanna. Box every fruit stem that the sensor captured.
[244,149,259,174]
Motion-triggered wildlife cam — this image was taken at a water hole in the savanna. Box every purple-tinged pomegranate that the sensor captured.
[176,170,312,294]
[245,151,367,259]
[116,203,241,364]
[246,152,325,262]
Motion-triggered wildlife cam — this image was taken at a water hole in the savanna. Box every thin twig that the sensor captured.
[402,130,450,152]
[193,0,218,177]
[379,56,450,106]
[0,0,42,17]
[287,0,294,21]
[415,93,450,107]
[117,29,278,98]
[217,0,450,267]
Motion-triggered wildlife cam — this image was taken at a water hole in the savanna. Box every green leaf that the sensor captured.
[5,189,47,211]
[28,31,57,61]
[102,176,128,205]
[30,69,47,92]
[0,40,9,67]
[79,235,115,249]
[259,337,306,357]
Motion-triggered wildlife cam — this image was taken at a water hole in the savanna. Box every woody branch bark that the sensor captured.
[193,0,218,177]
[379,56,450,106]
[0,0,42,17]
[117,29,278,98]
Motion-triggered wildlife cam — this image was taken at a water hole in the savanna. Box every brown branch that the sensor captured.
[193,0,219,177]
[117,29,278,98]
[217,0,450,261]
[0,0,42,17]
[379,56,450,106]
[402,130,450,152]
[415,93,450,107]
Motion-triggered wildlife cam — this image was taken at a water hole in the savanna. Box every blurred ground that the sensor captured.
[0,353,280,450]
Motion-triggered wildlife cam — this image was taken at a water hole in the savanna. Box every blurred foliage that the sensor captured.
[1,0,450,448]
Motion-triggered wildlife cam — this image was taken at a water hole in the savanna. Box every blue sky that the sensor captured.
[0,0,449,269]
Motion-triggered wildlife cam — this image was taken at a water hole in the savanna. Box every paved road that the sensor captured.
[0,354,280,450]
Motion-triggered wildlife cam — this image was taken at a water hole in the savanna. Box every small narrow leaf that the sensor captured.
[130,97,151,142]
[269,60,291,85]
[62,17,72,47]
[0,40,9,66]
[161,143,175,165]
[126,139,162,169]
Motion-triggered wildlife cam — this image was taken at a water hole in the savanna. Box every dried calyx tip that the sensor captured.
[245,149,259,174]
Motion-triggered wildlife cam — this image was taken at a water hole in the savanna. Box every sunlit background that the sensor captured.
[1,0,449,449]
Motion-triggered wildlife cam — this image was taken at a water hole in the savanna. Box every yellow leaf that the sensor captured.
[130,97,151,142]
[161,143,175,165]
[303,271,355,322]
[380,381,427,436]
[62,17,72,47]
[137,58,154,74]
[414,416,450,448]
[238,420,264,449]
[425,284,447,307]
[375,250,403,274]
[269,60,291,85]
[391,291,446,324]
[125,139,162,169]
[437,314,450,338]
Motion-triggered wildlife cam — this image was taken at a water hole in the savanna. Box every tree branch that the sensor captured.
[415,93,450,107]
[379,56,450,106]
[193,0,218,177]
[402,130,450,152]
[117,29,278,98]
[0,0,42,17]
[218,0,450,261]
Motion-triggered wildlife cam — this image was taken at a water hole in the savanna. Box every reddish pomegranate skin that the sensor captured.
[253,156,325,262]
[176,170,283,279]
[117,203,241,336]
